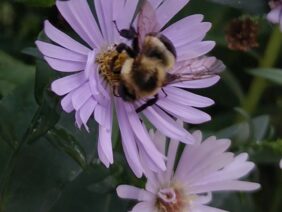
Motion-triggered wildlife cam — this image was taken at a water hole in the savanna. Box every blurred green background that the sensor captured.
[0,0,281,211]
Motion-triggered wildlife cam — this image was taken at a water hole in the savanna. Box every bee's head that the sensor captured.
[118,83,136,102]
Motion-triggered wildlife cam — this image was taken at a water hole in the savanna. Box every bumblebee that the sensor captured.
[117,32,176,100]
[113,1,177,112]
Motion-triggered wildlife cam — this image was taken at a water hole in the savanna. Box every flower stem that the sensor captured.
[242,26,282,114]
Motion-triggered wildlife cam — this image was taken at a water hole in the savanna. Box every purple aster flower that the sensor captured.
[267,0,282,30]
[36,0,224,177]
[117,127,260,212]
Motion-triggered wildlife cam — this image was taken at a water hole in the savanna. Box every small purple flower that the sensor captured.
[36,0,224,177]
[117,127,260,212]
[267,0,282,30]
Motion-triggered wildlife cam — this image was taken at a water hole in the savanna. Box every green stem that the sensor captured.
[242,27,282,114]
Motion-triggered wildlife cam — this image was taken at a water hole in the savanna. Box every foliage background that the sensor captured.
[0,0,281,211]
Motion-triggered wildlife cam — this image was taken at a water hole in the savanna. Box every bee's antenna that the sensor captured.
[113,21,121,34]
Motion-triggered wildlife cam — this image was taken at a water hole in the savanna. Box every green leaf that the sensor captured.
[222,70,245,104]
[0,137,13,175]
[87,165,123,194]
[252,115,270,141]
[255,139,282,155]
[22,47,43,60]
[0,51,34,98]
[26,91,61,144]
[34,59,59,105]
[207,0,267,14]
[0,80,37,147]
[248,139,282,164]
[24,59,61,144]
[87,176,118,194]
[0,80,38,208]
[49,165,129,212]
[0,53,100,211]
[2,137,84,212]
[55,113,98,164]
[0,113,99,212]
[216,115,270,143]
[15,0,55,7]
[247,68,282,85]
[46,128,88,169]
[212,193,257,212]
[0,105,18,149]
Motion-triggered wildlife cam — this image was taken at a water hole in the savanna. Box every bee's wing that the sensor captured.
[165,57,225,85]
[137,0,161,45]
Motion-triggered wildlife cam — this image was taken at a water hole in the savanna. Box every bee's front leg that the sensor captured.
[116,43,137,58]
[114,21,137,40]
[113,21,140,54]
[135,94,159,113]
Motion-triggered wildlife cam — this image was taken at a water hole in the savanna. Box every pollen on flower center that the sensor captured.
[95,46,129,86]
[156,186,190,212]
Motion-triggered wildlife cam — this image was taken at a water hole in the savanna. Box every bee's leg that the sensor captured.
[116,43,137,58]
[132,36,140,54]
[110,55,119,72]
[113,21,140,54]
[113,21,137,39]
[161,88,168,97]
[136,94,159,113]
[112,85,120,97]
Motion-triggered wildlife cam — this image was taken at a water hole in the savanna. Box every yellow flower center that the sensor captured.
[95,47,128,86]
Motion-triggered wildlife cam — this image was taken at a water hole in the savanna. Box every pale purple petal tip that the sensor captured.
[177,41,216,61]
[51,72,87,96]
[44,20,90,55]
[43,56,85,72]
[156,0,190,27]
[36,41,87,62]
[61,91,75,113]
[56,0,103,48]
[117,185,153,202]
